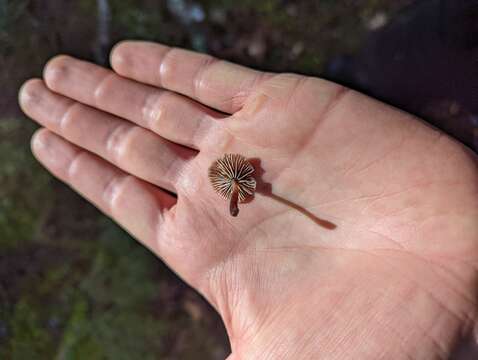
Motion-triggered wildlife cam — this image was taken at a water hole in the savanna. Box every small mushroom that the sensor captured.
[208,154,256,217]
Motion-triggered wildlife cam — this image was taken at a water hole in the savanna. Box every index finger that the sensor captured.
[110,41,270,114]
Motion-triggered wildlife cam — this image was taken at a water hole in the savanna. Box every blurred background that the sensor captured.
[1,0,476,359]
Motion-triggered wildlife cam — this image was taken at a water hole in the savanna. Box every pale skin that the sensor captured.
[19,41,478,359]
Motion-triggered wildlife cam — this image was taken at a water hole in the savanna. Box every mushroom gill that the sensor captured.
[208,154,256,217]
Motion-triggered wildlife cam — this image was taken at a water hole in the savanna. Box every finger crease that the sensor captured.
[320,85,351,121]
[158,47,176,88]
[192,56,221,101]
[67,150,88,182]
[102,174,130,214]
[59,101,81,134]
[230,71,270,112]
[105,123,137,164]
[164,149,190,187]
[142,90,167,130]
[94,72,117,108]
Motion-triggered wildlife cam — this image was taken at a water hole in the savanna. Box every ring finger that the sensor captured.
[19,79,193,193]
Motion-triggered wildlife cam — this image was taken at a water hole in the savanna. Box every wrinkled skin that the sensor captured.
[19,41,478,359]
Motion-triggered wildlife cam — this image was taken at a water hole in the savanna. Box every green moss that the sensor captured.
[52,221,168,359]
[81,220,157,308]
[69,312,165,360]
[7,299,53,359]
[0,120,51,249]
[202,0,280,13]
[0,0,29,35]
[294,52,325,76]
[55,298,103,359]
[109,0,167,41]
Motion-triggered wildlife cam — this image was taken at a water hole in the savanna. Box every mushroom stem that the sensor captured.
[229,181,240,217]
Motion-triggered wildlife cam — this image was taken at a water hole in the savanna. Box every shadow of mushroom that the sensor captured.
[247,158,337,230]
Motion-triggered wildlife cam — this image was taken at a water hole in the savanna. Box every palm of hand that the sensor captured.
[20,42,478,359]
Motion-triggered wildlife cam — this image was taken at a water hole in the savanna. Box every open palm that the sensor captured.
[20,41,478,359]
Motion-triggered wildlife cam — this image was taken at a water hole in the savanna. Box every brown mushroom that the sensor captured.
[208,154,256,217]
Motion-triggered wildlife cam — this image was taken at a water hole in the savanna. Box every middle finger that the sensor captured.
[43,55,224,150]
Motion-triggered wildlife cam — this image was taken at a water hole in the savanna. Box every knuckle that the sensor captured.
[93,73,116,107]
[67,151,88,180]
[142,91,168,130]
[158,47,176,85]
[193,56,220,97]
[59,102,82,134]
[102,174,132,212]
[105,124,138,164]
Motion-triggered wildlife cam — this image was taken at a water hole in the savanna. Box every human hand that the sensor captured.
[19,41,478,359]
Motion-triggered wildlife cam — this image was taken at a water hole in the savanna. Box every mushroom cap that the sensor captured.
[208,154,256,202]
